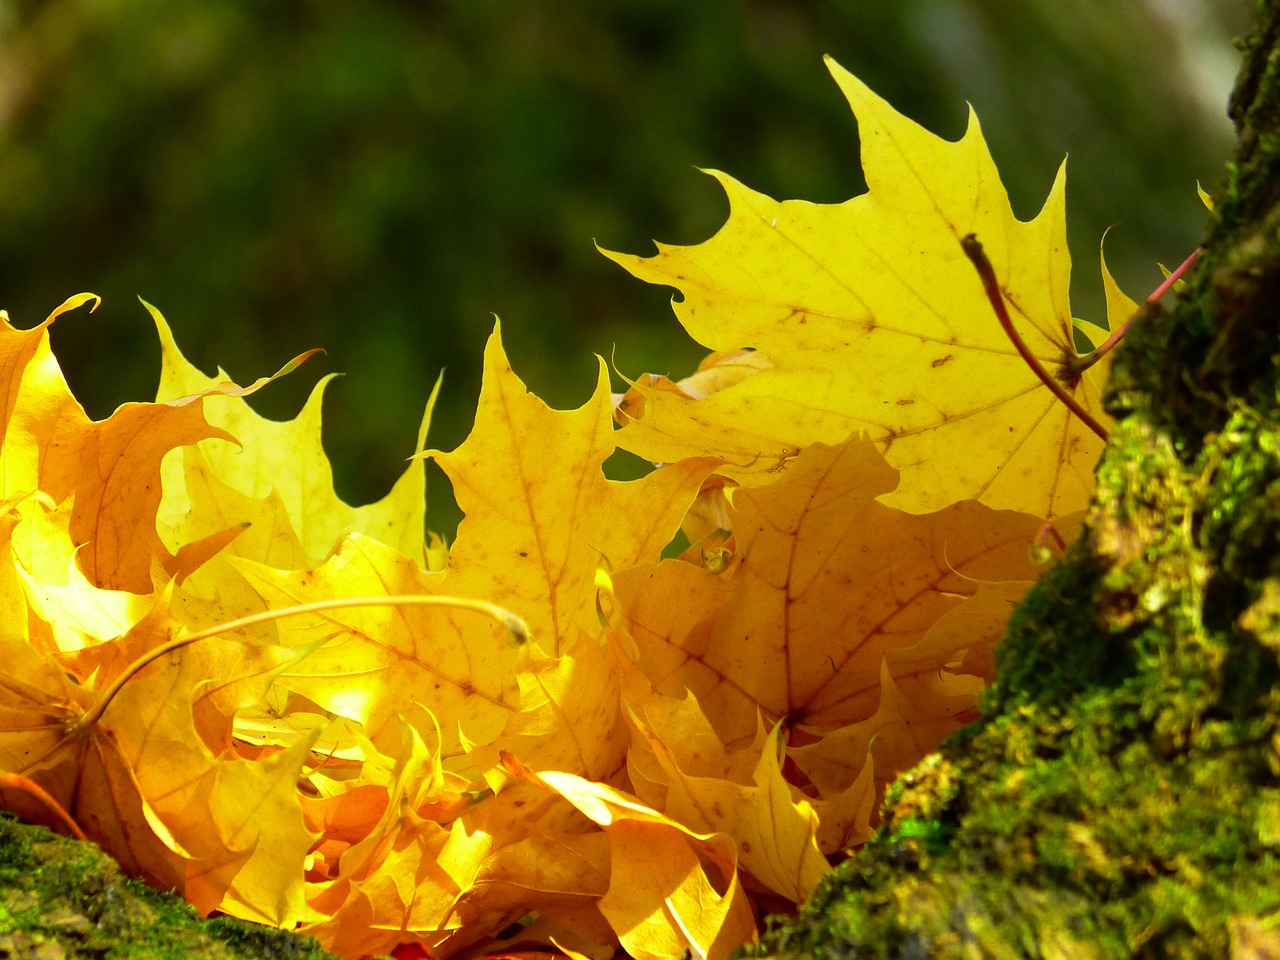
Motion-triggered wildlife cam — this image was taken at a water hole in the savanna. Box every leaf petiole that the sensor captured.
[960,234,1109,441]
[70,595,531,734]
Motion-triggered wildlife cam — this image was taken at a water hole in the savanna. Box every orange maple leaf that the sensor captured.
[613,439,1041,743]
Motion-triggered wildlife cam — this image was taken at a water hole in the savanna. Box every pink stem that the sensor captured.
[1074,247,1201,372]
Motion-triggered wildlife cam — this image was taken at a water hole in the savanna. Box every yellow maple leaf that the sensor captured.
[624,697,829,903]
[468,629,629,786]
[427,324,715,657]
[604,56,1116,520]
[110,655,321,925]
[0,634,188,890]
[150,301,432,568]
[505,757,758,960]
[430,787,613,960]
[0,294,99,462]
[789,659,985,836]
[12,496,155,655]
[298,708,481,957]
[233,534,524,758]
[0,301,238,593]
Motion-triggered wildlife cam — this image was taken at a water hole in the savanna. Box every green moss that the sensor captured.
[0,814,341,960]
[980,541,1135,715]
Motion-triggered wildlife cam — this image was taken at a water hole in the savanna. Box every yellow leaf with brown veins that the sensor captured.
[604,57,1115,520]
[613,438,1041,750]
[469,629,628,786]
[625,696,829,903]
[427,324,715,657]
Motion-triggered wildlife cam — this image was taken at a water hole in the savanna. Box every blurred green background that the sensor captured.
[0,0,1247,538]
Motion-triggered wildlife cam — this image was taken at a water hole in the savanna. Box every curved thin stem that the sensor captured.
[71,595,530,734]
[0,772,88,840]
[961,234,1108,441]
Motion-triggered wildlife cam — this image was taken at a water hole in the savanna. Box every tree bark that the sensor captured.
[759,3,1280,958]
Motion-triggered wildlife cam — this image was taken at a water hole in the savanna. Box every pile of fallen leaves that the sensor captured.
[0,60,1129,960]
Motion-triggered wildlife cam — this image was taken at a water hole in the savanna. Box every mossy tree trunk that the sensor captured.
[760,4,1280,958]
[0,813,339,959]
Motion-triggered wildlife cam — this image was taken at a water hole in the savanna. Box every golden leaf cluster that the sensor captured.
[0,60,1133,959]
